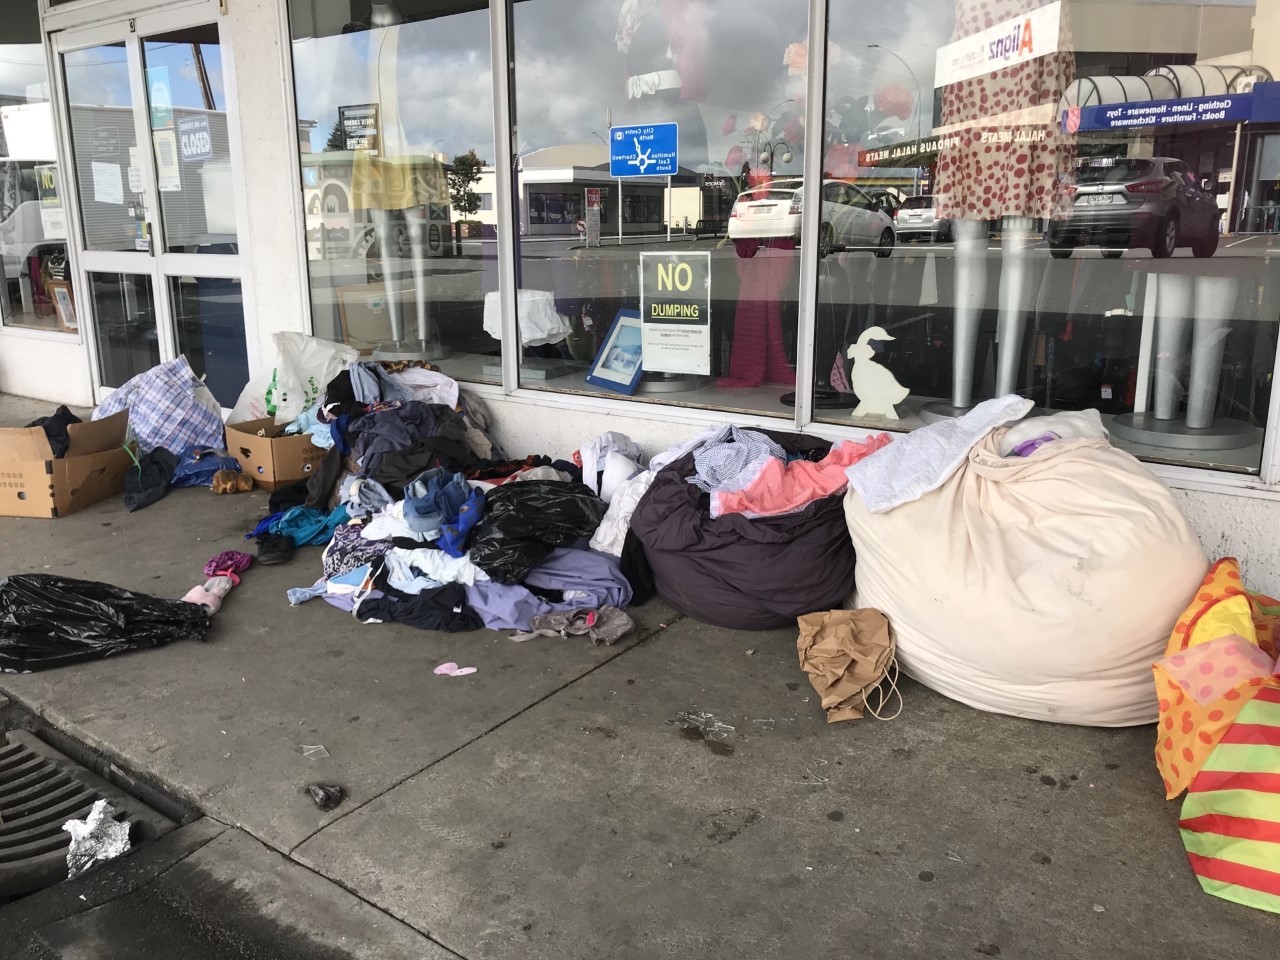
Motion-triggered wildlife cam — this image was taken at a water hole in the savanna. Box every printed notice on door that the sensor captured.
[153,130,181,192]
[91,161,123,205]
[639,252,711,375]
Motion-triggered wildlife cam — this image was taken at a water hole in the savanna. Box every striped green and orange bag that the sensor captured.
[1179,683,1280,914]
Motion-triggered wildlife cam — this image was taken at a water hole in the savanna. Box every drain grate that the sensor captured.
[0,730,176,898]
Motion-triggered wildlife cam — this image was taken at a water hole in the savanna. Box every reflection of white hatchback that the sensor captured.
[727,178,896,258]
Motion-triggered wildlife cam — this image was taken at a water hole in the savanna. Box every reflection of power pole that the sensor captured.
[867,44,922,195]
[191,43,215,110]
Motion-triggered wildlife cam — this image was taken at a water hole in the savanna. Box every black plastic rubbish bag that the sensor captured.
[0,574,211,673]
[468,480,608,584]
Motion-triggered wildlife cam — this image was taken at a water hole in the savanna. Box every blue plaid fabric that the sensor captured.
[94,357,226,454]
[686,426,785,494]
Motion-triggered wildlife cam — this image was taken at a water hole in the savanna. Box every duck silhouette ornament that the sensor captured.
[847,327,909,420]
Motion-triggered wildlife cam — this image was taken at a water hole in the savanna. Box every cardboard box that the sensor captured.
[226,418,327,491]
[0,410,133,519]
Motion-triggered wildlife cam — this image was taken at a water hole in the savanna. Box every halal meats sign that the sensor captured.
[935,0,1062,87]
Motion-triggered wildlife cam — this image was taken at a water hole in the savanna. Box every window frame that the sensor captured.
[276,0,1280,499]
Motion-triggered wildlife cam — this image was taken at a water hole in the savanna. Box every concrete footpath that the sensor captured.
[0,395,1276,957]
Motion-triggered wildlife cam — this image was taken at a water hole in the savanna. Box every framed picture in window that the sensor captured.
[47,279,78,333]
[585,309,644,395]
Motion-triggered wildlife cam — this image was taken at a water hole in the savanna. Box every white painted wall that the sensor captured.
[0,333,93,406]
[226,0,310,366]
[1173,489,1280,597]
[477,390,1280,596]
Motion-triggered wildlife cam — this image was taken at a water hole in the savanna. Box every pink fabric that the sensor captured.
[712,434,893,519]
[181,585,223,615]
[718,241,797,388]
[1157,634,1277,706]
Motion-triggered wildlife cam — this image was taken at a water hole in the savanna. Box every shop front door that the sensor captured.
[52,4,251,407]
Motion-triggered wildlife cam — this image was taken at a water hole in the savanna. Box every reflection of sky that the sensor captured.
[293,11,495,157]
[2,41,222,111]
[143,43,228,110]
[283,0,1265,165]
[0,45,49,102]
[287,0,965,169]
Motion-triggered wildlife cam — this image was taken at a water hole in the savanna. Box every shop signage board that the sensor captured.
[609,123,678,177]
[177,116,213,161]
[639,251,710,375]
[584,187,603,246]
[860,135,962,166]
[1066,94,1253,133]
[935,0,1061,87]
[338,103,380,152]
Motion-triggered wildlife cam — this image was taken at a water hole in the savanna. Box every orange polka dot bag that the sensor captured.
[1153,557,1280,914]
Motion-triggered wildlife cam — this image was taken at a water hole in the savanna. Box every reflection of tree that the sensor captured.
[447,148,486,218]
[718,37,918,183]
[324,119,344,152]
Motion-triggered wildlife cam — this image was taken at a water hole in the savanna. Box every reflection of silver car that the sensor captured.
[727,178,895,257]
[1048,157,1221,259]
[895,195,952,242]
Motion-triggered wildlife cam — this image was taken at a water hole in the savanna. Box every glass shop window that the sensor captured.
[1,4,74,333]
[816,0,1277,474]
[509,0,811,415]
[288,0,498,381]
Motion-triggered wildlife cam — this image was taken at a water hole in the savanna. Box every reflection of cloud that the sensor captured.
[288,0,963,164]
[0,45,49,101]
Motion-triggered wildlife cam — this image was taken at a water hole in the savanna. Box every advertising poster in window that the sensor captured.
[338,103,379,153]
[639,252,710,375]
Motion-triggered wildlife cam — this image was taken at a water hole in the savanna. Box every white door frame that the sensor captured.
[45,0,255,403]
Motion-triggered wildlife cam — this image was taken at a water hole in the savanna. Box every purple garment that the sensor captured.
[465,582,555,632]
[323,590,382,613]
[1011,432,1060,458]
[465,547,632,631]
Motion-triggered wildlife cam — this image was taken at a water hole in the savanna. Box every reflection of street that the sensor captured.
[313,231,1280,311]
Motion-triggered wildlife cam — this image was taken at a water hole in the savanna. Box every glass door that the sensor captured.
[53,6,249,406]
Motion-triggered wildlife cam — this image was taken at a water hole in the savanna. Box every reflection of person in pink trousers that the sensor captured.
[615,0,710,170]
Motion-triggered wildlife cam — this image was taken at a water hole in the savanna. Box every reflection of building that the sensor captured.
[1208,0,1280,229]
[300,149,450,261]
[463,144,703,237]
[866,0,1260,201]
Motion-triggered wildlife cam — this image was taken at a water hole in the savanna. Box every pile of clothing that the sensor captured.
[629,426,886,630]
[248,363,648,643]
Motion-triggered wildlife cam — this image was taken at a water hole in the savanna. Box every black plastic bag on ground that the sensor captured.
[0,574,211,673]
[628,429,856,630]
[468,481,608,584]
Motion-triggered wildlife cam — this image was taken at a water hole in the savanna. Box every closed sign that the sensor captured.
[177,116,214,161]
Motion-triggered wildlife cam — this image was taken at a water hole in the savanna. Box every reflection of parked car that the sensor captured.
[727,178,896,258]
[865,188,903,222]
[895,195,952,242]
[1048,157,1221,259]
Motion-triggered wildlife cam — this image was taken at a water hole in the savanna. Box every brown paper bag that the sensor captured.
[796,609,899,723]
